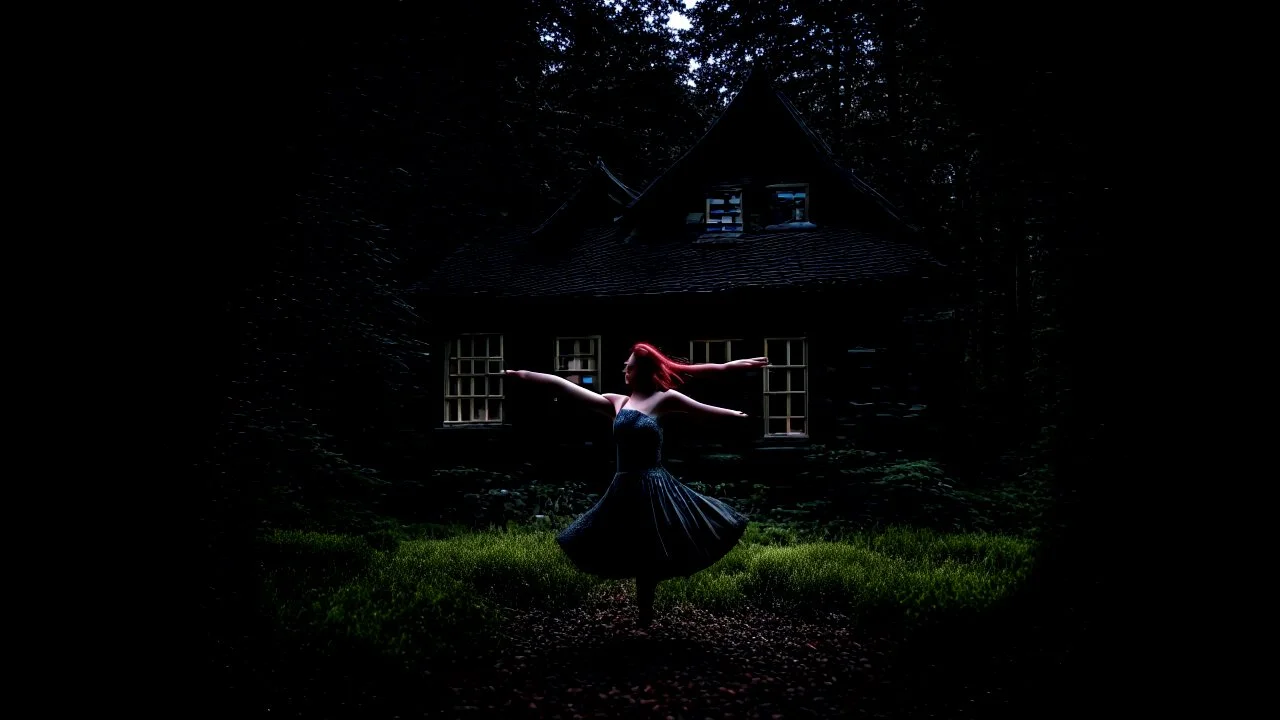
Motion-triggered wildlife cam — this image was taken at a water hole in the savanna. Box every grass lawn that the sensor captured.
[259,522,1035,667]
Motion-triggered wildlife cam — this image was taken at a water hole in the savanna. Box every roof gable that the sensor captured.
[621,69,910,234]
[530,158,638,242]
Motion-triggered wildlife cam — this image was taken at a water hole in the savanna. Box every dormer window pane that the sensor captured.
[768,183,810,224]
[706,187,743,233]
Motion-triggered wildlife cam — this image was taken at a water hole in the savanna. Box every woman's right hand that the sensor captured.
[504,369,527,380]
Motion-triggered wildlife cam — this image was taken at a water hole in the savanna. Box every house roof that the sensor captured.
[417,224,942,299]
[417,71,940,300]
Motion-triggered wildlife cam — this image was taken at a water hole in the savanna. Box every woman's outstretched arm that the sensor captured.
[657,389,750,419]
[504,370,616,417]
[682,357,770,376]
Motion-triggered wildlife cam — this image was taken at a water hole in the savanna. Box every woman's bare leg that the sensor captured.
[636,575,657,627]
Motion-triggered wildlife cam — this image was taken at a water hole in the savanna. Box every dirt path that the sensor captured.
[434,584,898,719]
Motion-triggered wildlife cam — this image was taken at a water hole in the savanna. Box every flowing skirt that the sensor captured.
[556,467,749,580]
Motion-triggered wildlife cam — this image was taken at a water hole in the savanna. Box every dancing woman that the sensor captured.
[505,343,764,627]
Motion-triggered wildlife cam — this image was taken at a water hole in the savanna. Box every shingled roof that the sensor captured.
[420,225,941,298]
[418,72,940,299]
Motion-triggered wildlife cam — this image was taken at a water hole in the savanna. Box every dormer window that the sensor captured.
[767,184,810,225]
[705,187,743,233]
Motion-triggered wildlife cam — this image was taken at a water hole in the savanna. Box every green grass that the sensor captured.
[661,526,1033,623]
[260,522,1036,664]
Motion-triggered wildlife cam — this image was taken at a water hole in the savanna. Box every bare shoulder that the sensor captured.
[655,389,691,411]
[602,393,627,414]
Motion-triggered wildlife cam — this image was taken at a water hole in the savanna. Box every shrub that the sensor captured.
[381,466,602,529]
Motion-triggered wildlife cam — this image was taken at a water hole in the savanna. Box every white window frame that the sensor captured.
[763,337,808,437]
[689,339,742,365]
[444,333,505,425]
[766,183,810,224]
[704,186,744,233]
[553,336,603,391]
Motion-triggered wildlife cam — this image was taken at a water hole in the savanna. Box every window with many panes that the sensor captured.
[705,187,744,233]
[763,337,808,437]
[689,339,741,365]
[554,336,602,390]
[444,333,504,424]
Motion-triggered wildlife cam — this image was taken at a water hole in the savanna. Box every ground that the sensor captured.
[443,586,888,718]
[241,580,1071,719]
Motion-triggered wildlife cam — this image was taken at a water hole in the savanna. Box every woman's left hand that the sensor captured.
[726,357,769,370]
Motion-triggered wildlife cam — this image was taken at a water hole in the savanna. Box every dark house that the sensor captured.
[416,71,954,472]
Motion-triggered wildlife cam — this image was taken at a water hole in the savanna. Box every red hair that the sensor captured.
[630,342,696,391]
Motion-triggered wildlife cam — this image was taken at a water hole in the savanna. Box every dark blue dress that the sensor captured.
[556,408,750,580]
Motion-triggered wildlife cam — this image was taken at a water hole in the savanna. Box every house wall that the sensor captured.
[422,279,957,475]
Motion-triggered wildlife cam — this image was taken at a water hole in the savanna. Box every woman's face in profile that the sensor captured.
[623,354,637,386]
